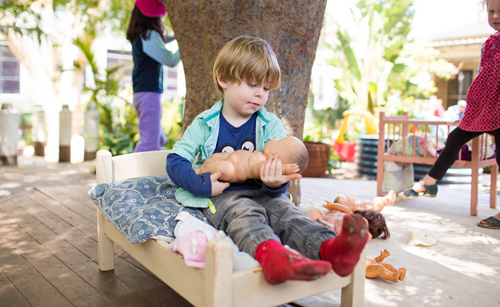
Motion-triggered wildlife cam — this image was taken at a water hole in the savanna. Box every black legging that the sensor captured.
[428,127,500,180]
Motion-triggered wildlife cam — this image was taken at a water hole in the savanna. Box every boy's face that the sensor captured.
[488,0,500,31]
[218,77,270,118]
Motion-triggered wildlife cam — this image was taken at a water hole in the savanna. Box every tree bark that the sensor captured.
[164,0,327,140]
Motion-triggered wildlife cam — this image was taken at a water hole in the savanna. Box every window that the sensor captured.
[0,42,20,94]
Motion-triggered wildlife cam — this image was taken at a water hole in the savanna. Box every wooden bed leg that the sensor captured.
[470,139,479,216]
[471,168,479,216]
[376,112,386,196]
[490,164,498,209]
[341,247,366,307]
[97,210,115,271]
[205,238,233,307]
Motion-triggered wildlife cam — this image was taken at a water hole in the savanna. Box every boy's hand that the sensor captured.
[210,170,230,196]
[260,157,301,189]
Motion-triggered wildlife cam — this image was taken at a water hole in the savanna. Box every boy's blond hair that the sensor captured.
[213,36,281,98]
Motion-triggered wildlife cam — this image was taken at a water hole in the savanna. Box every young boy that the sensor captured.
[166,36,369,285]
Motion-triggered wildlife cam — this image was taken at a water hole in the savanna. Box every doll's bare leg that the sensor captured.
[196,160,235,182]
[350,191,396,211]
[365,264,400,283]
[334,195,357,212]
[282,163,300,175]
[380,262,398,273]
[380,263,406,281]
[398,268,406,281]
[194,153,232,174]
[370,190,396,211]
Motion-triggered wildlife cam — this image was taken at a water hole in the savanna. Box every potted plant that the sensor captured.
[302,133,332,178]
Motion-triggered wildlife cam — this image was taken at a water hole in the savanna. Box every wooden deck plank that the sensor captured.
[45,183,161,275]
[20,192,150,278]
[57,182,98,210]
[0,201,121,307]
[36,185,97,224]
[8,190,192,307]
[24,188,98,240]
[0,252,32,307]
[0,212,73,307]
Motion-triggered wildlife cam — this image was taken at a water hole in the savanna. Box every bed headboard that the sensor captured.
[96,150,170,184]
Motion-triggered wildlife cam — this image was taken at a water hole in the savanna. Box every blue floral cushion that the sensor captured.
[88,174,209,244]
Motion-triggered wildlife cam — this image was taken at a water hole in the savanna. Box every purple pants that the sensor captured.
[133,92,166,152]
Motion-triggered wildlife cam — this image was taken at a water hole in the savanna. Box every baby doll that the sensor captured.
[366,249,406,283]
[333,190,396,212]
[194,136,308,183]
[303,191,395,238]
[314,201,390,240]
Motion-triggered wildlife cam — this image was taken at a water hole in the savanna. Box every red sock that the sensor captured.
[255,240,332,285]
[320,214,369,277]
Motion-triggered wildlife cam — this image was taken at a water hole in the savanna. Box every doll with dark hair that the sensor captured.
[194,136,308,183]
[314,201,390,240]
[301,201,405,282]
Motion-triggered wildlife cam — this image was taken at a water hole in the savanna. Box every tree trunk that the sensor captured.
[164,0,327,203]
[164,0,326,139]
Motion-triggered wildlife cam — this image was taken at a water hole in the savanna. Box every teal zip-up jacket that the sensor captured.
[167,99,287,208]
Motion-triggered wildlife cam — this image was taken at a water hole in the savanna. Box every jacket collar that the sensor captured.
[200,99,271,126]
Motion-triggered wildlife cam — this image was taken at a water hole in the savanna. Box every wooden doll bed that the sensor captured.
[376,111,498,216]
[95,149,366,307]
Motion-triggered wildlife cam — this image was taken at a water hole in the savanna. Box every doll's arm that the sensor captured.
[323,201,352,214]
[375,249,390,263]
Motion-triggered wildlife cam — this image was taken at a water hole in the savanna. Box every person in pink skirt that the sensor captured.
[402,0,500,230]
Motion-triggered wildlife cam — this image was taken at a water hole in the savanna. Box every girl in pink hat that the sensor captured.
[126,0,180,152]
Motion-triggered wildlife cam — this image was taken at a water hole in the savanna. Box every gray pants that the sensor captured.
[203,189,336,260]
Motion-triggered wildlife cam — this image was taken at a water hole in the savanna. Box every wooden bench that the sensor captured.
[376,112,497,216]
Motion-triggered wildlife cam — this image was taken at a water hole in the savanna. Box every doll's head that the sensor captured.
[264,136,309,173]
[353,209,390,240]
[213,36,281,98]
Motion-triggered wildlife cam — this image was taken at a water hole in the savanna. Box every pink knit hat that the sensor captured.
[135,0,167,17]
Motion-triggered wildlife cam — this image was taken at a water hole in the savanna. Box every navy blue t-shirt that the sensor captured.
[214,113,261,191]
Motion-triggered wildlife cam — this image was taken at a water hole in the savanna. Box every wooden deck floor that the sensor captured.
[0,184,194,307]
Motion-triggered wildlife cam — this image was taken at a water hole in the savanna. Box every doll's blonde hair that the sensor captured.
[213,36,281,98]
